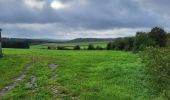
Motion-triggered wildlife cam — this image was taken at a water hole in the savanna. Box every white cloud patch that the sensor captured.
[50,0,66,9]
[23,0,46,9]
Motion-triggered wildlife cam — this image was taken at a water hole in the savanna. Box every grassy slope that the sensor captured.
[0,49,149,99]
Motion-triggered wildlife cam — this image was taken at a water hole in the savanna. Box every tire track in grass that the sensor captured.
[48,64,60,98]
[26,75,38,89]
[48,64,80,100]
[49,64,59,80]
[0,63,34,97]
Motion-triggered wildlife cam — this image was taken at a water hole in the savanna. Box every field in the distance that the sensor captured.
[30,41,108,49]
[0,49,150,99]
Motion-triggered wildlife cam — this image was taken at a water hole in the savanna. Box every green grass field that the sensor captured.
[30,42,108,49]
[0,49,151,100]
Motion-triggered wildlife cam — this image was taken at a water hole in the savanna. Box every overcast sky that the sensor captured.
[0,0,169,39]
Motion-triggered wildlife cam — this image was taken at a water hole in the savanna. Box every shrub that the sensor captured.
[74,45,81,50]
[133,32,156,51]
[114,38,126,50]
[96,46,103,50]
[142,47,170,98]
[48,46,56,50]
[57,46,70,50]
[87,44,95,50]
[124,37,134,51]
[48,46,51,49]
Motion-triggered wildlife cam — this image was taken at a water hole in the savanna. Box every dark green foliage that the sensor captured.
[47,46,51,49]
[48,46,57,50]
[96,46,103,50]
[87,44,95,50]
[142,47,170,99]
[2,41,30,49]
[114,38,126,50]
[106,42,114,50]
[149,27,167,47]
[133,32,155,51]
[57,46,70,50]
[124,37,135,51]
[105,27,168,52]
[74,45,81,50]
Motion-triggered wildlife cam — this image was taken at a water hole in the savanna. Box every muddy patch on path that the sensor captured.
[26,75,38,90]
[49,64,58,71]
[0,63,33,97]
[49,74,59,80]
[48,64,59,80]
[48,64,60,98]
[48,64,80,99]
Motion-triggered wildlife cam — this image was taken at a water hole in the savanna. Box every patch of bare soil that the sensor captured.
[49,64,80,99]
[49,74,59,80]
[49,64,58,71]
[26,76,38,89]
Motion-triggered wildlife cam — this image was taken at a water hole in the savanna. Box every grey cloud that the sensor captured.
[0,0,170,39]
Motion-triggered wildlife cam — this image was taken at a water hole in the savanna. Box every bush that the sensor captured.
[133,32,154,51]
[106,42,114,50]
[114,38,126,50]
[48,46,51,49]
[74,45,81,50]
[96,46,103,50]
[57,46,70,50]
[142,47,170,98]
[124,37,134,51]
[87,44,95,50]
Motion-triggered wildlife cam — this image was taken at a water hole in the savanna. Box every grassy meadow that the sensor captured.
[0,48,152,100]
[30,42,108,49]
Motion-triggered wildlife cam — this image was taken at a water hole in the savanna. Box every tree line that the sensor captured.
[2,41,30,49]
[106,27,168,52]
[51,27,169,51]
[2,38,30,49]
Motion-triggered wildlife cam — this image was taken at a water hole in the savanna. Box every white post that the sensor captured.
[0,28,2,57]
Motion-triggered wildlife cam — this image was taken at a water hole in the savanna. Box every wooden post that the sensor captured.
[0,28,2,57]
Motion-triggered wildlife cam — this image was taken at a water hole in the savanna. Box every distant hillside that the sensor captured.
[68,38,115,43]
[1,38,115,45]
[2,38,68,44]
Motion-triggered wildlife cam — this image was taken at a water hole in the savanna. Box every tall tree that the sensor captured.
[134,32,155,51]
[149,27,167,47]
